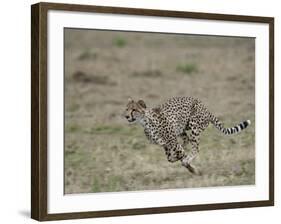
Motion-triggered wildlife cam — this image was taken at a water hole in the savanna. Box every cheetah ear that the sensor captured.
[137,99,146,108]
[128,97,133,103]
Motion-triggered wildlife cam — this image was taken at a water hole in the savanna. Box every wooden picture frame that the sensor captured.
[31,2,274,221]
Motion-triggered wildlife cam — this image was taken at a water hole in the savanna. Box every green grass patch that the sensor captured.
[65,143,78,155]
[77,50,97,60]
[66,124,80,133]
[91,175,123,192]
[67,104,80,112]
[176,63,198,75]
[107,176,122,192]
[129,139,146,150]
[113,37,127,48]
[91,178,101,192]
[65,150,87,168]
[84,124,140,136]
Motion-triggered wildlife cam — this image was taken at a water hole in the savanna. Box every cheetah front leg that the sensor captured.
[163,138,186,163]
[163,137,199,174]
[181,129,202,175]
[179,132,190,148]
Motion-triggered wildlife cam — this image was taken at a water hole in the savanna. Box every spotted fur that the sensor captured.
[123,97,251,174]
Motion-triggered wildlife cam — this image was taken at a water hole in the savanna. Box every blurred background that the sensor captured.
[64,28,255,194]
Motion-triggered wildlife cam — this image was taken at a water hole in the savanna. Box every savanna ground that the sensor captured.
[64,28,255,194]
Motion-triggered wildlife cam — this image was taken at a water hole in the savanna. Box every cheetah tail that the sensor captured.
[210,115,251,135]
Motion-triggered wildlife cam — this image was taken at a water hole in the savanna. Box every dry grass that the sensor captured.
[64,29,255,194]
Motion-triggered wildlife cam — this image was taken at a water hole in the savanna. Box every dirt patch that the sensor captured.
[77,50,98,61]
[131,69,163,78]
[72,71,116,86]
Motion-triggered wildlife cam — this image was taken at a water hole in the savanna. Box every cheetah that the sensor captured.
[123,97,251,174]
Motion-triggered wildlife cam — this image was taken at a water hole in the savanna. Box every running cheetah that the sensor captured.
[123,97,251,174]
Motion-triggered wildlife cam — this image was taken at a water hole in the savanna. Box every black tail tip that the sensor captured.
[243,120,251,128]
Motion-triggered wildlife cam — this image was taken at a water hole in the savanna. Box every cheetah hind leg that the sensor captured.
[181,158,202,175]
[184,163,202,175]
[181,133,202,175]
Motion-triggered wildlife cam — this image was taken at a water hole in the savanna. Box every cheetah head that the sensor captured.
[123,97,147,124]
